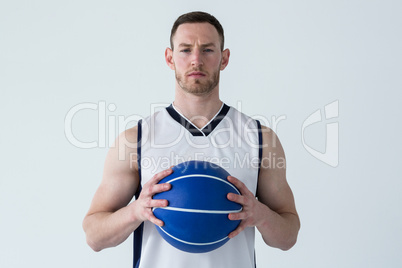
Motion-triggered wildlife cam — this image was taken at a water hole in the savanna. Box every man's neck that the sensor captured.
[173,88,223,129]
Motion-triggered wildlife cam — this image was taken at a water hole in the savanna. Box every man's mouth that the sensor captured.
[187,71,206,78]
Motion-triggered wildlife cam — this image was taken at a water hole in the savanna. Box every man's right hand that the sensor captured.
[83,128,174,251]
[132,168,173,226]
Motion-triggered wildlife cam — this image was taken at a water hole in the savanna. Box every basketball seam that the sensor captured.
[153,207,242,213]
[165,174,241,195]
[157,226,229,246]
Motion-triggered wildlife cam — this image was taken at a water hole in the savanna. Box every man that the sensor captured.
[83,11,300,268]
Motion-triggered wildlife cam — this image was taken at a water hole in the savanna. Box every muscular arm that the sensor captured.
[228,125,300,250]
[82,127,171,252]
[255,125,300,249]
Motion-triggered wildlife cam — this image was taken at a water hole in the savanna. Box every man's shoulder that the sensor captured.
[226,105,253,119]
[141,106,169,124]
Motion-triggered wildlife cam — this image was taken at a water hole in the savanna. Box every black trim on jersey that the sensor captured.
[254,120,262,268]
[254,250,257,268]
[255,120,262,268]
[166,103,230,137]
[133,120,143,268]
[133,223,143,268]
[136,119,142,198]
[256,120,263,177]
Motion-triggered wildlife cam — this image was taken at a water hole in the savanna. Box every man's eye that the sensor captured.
[204,49,213,52]
[181,49,191,53]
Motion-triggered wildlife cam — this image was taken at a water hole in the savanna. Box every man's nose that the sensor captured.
[191,50,203,67]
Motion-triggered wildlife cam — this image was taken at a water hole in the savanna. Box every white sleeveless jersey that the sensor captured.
[133,103,262,268]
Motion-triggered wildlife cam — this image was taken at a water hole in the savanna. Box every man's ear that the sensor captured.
[165,47,175,70]
[220,49,230,71]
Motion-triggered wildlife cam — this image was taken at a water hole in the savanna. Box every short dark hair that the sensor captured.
[170,11,225,51]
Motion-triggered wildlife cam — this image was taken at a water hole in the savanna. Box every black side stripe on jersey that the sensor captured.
[166,103,230,137]
[133,120,143,268]
[255,121,262,268]
[256,120,263,177]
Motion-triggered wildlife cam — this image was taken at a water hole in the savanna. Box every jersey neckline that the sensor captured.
[166,103,230,137]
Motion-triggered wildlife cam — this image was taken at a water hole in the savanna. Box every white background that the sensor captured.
[1,0,402,267]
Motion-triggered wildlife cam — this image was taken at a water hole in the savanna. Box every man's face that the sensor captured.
[166,23,229,96]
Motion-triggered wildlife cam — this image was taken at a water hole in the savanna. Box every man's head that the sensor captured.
[166,12,230,96]
[170,11,225,51]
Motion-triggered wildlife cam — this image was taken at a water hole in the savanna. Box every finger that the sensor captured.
[147,210,165,226]
[151,182,171,195]
[228,176,252,196]
[145,182,170,197]
[150,198,169,208]
[227,192,245,205]
[151,168,173,183]
[228,221,247,239]
[228,211,247,221]
[228,176,245,190]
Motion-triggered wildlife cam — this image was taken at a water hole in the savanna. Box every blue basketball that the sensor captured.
[152,160,242,253]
